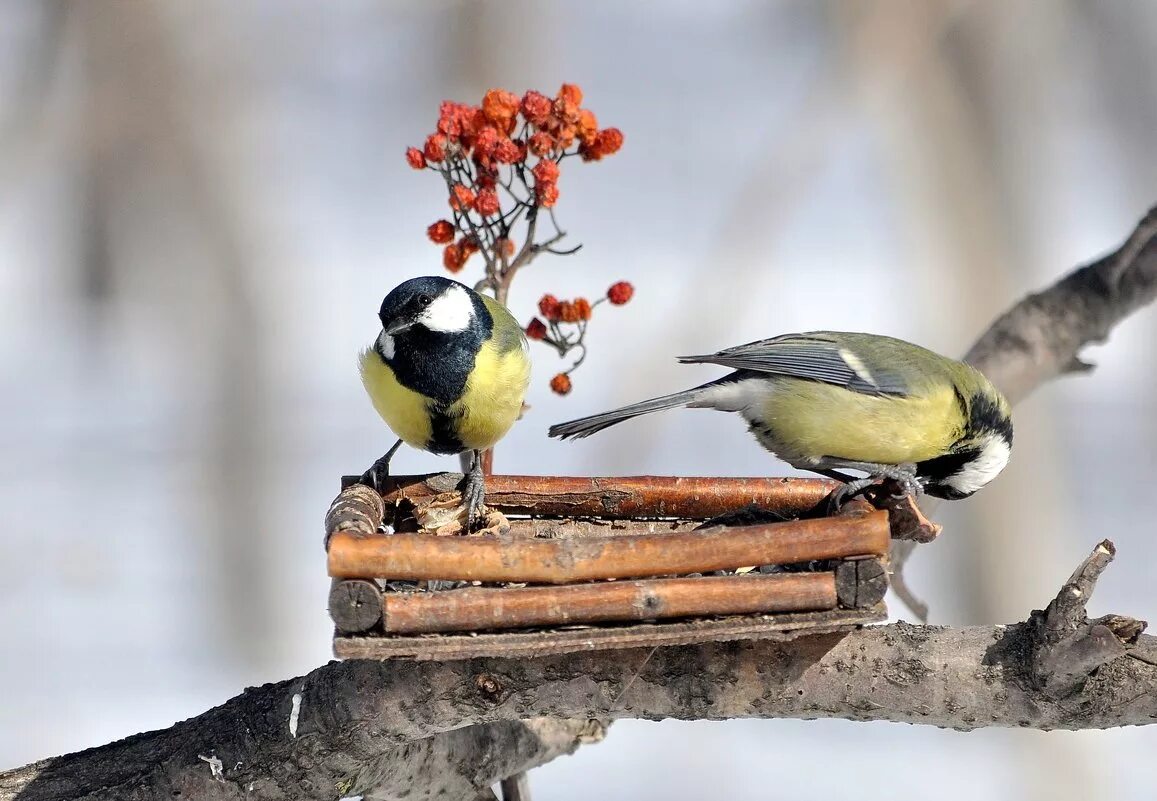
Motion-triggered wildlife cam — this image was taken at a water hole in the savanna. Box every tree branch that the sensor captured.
[964,205,1157,403]
[7,209,1156,797]
[3,541,1152,800]
[0,715,606,801]
[890,205,1157,618]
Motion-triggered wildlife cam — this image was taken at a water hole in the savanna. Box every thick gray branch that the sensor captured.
[0,717,605,801]
[3,542,1152,800]
[965,205,1157,403]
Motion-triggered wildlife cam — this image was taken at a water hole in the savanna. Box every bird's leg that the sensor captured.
[813,462,922,514]
[359,438,402,494]
[457,449,487,530]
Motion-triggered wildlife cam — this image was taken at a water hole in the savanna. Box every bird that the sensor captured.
[548,331,1012,505]
[359,275,531,527]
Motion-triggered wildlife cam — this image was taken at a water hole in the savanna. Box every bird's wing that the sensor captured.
[678,332,910,396]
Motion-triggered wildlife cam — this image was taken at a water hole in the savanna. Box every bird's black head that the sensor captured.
[377,276,487,340]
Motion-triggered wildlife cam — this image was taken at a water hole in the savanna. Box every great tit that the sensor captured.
[359,276,531,525]
[549,331,1012,503]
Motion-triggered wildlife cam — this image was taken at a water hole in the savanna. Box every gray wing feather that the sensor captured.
[678,332,910,396]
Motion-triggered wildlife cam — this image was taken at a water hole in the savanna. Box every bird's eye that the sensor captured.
[416,294,432,307]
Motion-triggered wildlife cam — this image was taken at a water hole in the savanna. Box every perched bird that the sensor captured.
[359,276,531,526]
[549,331,1012,503]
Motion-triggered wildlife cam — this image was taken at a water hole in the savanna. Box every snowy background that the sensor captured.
[2,2,1156,798]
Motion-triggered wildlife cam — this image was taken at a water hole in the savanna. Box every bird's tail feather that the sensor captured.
[547,388,705,440]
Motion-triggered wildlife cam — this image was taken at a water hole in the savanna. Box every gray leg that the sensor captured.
[807,460,923,512]
[360,438,403,494]
[458,449,487,530]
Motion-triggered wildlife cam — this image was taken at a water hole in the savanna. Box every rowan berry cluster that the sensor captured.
[406,83,630,395]
[525,282,634,394]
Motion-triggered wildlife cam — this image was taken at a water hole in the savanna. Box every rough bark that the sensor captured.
[0,716,605,801]
[2,542,1152,800]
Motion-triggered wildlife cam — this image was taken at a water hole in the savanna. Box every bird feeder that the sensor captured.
[324,473,932,661]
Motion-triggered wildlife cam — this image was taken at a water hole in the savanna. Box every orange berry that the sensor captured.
[423,133,448,162]
[532,159,560,184]
[449,184,475,212]
[528,131,555,157]
[482,89,519,127]
[459,105,487,138]
[558,300,580,323]
[536,181,559,208]
[577,109,598,143]
[494,137,521,164]
[520,91,552,126]
[427,219,455,244]
[538,294,562,321]
[474,125,499,158]
[437,101,461,137]
[552,97,580,125]
[442,244,464,273]
[405,147,426,170]
[475,189,500,217]
[573,297,592,321]
[496,237,516,259]
[596,128,624,156]
[550,373,572,395]
[558,83,583,107]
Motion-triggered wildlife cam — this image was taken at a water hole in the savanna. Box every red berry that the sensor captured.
[607,281,634,305]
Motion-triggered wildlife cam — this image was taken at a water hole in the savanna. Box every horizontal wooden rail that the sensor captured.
[327,510,889,583]
[379,573,837,633]
[353,473,838,520]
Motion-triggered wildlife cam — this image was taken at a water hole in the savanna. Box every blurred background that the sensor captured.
[2,1,1156,798]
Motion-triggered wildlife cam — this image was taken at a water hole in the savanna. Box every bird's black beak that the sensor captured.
[382,317,415,336]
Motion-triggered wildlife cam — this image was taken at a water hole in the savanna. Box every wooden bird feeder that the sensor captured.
[325,473,933,661]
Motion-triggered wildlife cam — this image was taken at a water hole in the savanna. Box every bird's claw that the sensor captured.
[825,474,923,515]
[359,460,388,494]
[459,470,487,531]
[823,479,872,515]
[359,440,402,496]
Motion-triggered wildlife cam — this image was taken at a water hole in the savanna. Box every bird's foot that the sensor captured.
[823,478,877,515]
[457,468,487,532]
[826,476,924,515]
[359,455,391,494]
[880,475,923,502]
[358,439,403,495]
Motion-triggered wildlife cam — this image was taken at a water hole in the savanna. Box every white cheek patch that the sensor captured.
[377,331,395,359]
[945,435,1011,496]
[420,285,474,332]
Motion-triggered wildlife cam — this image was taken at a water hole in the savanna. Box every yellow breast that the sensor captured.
[359,347,433,449]
[760,378,962,465]
[359,336,531,453]
[448,337,531,450]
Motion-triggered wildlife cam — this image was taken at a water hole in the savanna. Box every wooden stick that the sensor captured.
[329,579,384,633]
[328,511,889,582]
[381,573,837,633]
[835,558,888,609]
[334,607,885,660]
[357,473,838,520]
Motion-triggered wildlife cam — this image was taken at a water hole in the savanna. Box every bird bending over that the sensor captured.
[549,331,1012,505]
[359,276,531,527]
